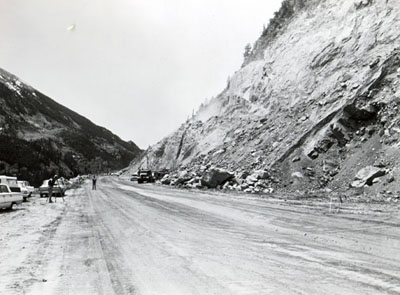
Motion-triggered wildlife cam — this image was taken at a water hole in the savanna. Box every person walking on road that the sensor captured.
[48,174,58,203]
[92,175,97,190]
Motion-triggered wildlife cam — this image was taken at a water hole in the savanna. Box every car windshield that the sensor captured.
[8,179,17,185]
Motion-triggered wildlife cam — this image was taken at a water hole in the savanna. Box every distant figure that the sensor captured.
[48,174,58,203]
[92,175,97,190]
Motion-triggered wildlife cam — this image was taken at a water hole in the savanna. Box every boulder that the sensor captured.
[263,188,274,194]
[232,184,241,191]
[186,177,200,185]
[172,173,192,185]
[350,180,366,188]
[170,178,180,186]
[251,169,270,180]
[200,165,208,172]
[308,150,319,159]
[291,172,304,178]
[240,183,249,190]
[344,103,377,121]
[222,182,231,190]
[213,149,225,157]
[246,175,258,184]
[236,170,250,179]
[314,137,334,153]
[160,175,171,185]
[351,166,386,188]
[201,168,234,188]
[292,156,301,162]
[365,126,376,136]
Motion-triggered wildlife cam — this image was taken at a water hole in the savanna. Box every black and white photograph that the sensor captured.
[0,0,399,294]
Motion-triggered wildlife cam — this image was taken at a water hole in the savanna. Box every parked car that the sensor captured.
[0,183,23,210]
[16,180,34,201]
[137,170,155,184]
[130,173,139,181]
[22,181,35,196]
[17,181,30,201]
[39,179,65,198]
[0,175,22,194]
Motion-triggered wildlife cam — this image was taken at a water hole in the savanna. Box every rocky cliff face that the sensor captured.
[0,68,142,186]
[130,0,400,196]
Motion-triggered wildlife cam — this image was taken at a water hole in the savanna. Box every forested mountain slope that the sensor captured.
[0,68,142,186]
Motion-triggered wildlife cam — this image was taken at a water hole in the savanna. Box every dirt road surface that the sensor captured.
[0,176,399,295]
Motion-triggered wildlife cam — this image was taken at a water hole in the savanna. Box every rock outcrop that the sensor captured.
[128,0,400,196]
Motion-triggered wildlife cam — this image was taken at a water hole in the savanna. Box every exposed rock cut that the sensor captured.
[128,0,400,195]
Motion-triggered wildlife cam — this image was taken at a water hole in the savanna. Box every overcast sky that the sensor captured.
[0,0,282,148]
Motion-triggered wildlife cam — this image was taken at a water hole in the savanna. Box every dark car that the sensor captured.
[137,170,155,184]
[130,173,139,181]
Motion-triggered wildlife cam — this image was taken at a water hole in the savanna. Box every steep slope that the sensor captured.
[129,0,400,195]
[0,68,142,186]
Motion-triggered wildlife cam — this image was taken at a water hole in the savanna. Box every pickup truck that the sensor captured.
[0,183,23,210]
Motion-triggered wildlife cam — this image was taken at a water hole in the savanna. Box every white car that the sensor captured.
[22,181,35,196]
[17,180,34,201]
[0,175,21,194]
[0,183,23,210]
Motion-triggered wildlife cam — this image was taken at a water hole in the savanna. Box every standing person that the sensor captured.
[48,174,58,203]
[92,175,97,190]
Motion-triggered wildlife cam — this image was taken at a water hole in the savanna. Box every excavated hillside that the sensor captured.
[130,0,400,196]
[0,68,142,186]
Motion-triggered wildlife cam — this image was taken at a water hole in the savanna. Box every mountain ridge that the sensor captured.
[0,67,142,186]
